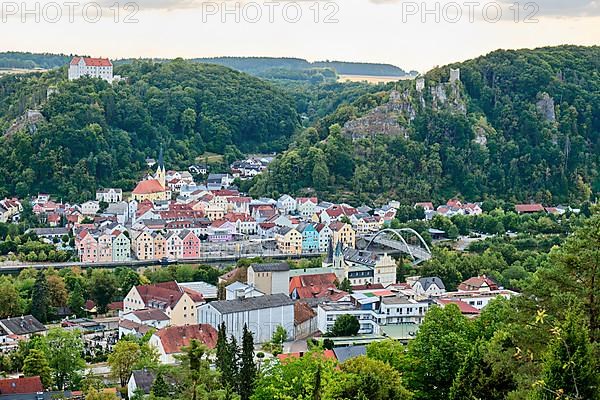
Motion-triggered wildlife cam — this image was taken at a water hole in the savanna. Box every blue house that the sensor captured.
[296,223,319,253]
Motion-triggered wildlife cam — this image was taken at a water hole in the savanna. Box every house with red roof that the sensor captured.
[289,273,339,297]
[76,230,98,263]
[68,56,115,82]
[515,203,545,214]
[458,275,499,292]
[0,376,44,396]
[123,281,205,326]
[149,324,218,364]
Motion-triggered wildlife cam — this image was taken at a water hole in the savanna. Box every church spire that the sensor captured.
[156,145,166,189]
[158,145,164,171]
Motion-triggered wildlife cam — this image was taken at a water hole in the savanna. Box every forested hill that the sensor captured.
[248,45,600,206]
[0,52,71,69]
[193,57,409,77]
[0,60,299,200]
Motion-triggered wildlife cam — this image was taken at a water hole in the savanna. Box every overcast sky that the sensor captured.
[1,0,598,72]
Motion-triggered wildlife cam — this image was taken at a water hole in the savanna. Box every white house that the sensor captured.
[127,370,155,399]
[277,195,297,214]
[149,324,218,364]
[121,308,170,330]
[96,188,123,203]
[296,197,318,218]
[81,200,100,216]
[225,281,264,300]
[408,276,446,297]
[68,57,115,82]
[198,293,294,343]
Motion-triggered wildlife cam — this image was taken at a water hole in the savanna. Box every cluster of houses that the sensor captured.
[229,156,272,180]
[0,146,579,268]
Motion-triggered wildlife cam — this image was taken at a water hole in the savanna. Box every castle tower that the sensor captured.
[450,68,460,83]
[155,146,166,189]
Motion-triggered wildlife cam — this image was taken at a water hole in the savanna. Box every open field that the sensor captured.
[196,152,225,164]
[0,68,46,76]
[338,74,416,84]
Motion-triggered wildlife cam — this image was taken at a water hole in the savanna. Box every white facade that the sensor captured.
[81,200,100,216]
[68,57,114,82]
[441,289,517,310]
[96,188,123,203]
[198,294,294,343]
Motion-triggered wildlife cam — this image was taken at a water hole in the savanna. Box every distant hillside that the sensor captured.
[0,60,299,200]
[250,45,600,205]
[0,52,71,70]
[195,57,409,77]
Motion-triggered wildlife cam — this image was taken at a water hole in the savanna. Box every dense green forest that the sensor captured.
[249,45,600,205]
[195,56,410,76]
[0,60,299,200]
[0,52,71,69]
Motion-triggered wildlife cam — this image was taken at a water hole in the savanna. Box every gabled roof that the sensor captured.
[71,56,112,67]
[155,324,218,353]
[130,370,155,394]
[0,315,46,335]
[207,293,293,314]
[289,273,338,294]
[129,308,170,322]
[132,179,165,195]
[0,376,44,394]
[294,301,317,325]
[250,262,290,272]
[416,277,445,291]
[458,275,499,291]
[437,299,480,314]
[332,345,366,363]
[514,203,545,213]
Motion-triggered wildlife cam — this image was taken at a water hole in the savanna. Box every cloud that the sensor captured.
[366,0,600,17]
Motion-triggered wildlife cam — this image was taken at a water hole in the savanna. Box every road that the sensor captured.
[0,251,323,273]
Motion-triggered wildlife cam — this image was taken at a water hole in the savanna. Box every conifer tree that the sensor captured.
[239,324,257,400]
[31,270,49,323]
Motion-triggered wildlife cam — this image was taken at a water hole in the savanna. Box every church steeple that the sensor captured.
[155,145,166,189]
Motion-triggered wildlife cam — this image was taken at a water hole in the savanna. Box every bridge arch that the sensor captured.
[365,228,431,261]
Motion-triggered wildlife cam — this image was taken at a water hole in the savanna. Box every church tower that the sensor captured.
[332,241,348,282]
[155,146,166,189]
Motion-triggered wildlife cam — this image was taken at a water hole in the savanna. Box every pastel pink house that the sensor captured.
[77,231,98,263]
[179,230,200,259]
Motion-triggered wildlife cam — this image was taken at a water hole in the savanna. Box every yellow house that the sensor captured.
[205,203,225,221]
[330,221,356,249]
[133,231,154,260]
[123,281,205,326]
[153,232,167,260]
[275,226,303,255]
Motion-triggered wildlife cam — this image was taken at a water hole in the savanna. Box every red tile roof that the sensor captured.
[289,273,338,294]
[156,324,218,353]
[297,197,318,204]
[294,301,317,325]
[277,349,335,361]
[514,204,545,213]
[438,299,480,314]
[0,376,44,394]
[71,56,112,67]
[132,179,165,195]
[458,275,499,292]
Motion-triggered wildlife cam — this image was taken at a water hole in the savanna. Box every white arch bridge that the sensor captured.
[362,228,432,265]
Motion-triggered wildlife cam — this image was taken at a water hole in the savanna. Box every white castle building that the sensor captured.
[68,57,115,82]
